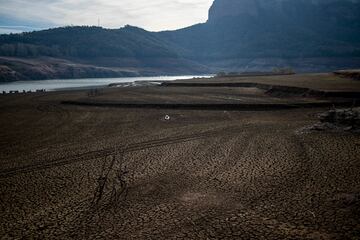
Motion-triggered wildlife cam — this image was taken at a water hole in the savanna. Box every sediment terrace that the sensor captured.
[0,73,360,239]
[62,73,360,110]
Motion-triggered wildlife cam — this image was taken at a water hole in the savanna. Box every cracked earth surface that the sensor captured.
[0,91,359,239]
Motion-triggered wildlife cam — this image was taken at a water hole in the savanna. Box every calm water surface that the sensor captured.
[0,75,211,93]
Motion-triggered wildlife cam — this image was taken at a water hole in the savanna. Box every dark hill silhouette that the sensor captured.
[159,0,360,71]
[0,25,177,58]
[0,26,209,81]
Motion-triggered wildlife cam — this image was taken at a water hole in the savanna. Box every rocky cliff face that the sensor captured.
[158,0,360,72]
[208,0,360,22]
[208,0,261,21]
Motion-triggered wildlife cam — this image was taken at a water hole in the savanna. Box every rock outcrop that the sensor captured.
[208,0,360,22]
[208,0,261,21]
[309,108,360,132]
[159,0,360,72]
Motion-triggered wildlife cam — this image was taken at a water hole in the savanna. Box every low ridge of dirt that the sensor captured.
[334,69,360,81]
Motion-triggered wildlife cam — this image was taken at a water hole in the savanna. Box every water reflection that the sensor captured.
[0,75,211,93]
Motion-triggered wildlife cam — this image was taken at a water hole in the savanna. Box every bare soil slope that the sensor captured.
[172,73,360,92]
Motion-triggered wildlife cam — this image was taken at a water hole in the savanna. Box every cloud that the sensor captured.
[0,0,214,32]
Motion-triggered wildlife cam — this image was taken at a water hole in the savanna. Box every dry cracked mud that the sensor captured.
[0,85,359,239]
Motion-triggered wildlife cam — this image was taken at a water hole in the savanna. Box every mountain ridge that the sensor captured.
[158,0,360,71]
[1,0,360,81]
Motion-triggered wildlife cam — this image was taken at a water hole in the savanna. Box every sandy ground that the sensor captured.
[0,77,360,239]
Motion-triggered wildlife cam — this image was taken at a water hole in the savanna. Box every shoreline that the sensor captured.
[0,75,213,94]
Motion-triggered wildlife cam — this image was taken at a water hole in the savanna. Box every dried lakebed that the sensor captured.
[1,74,360,239]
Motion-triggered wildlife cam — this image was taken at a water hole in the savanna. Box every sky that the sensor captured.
[0,0,214,34]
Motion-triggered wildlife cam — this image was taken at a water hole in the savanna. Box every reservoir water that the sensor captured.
[0,75,211,93]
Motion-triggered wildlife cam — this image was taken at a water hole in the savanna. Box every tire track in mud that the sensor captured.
[189,130,313,202]
[0,127,243,178]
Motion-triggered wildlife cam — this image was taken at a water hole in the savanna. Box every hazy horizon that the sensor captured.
[0,0,214,34]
